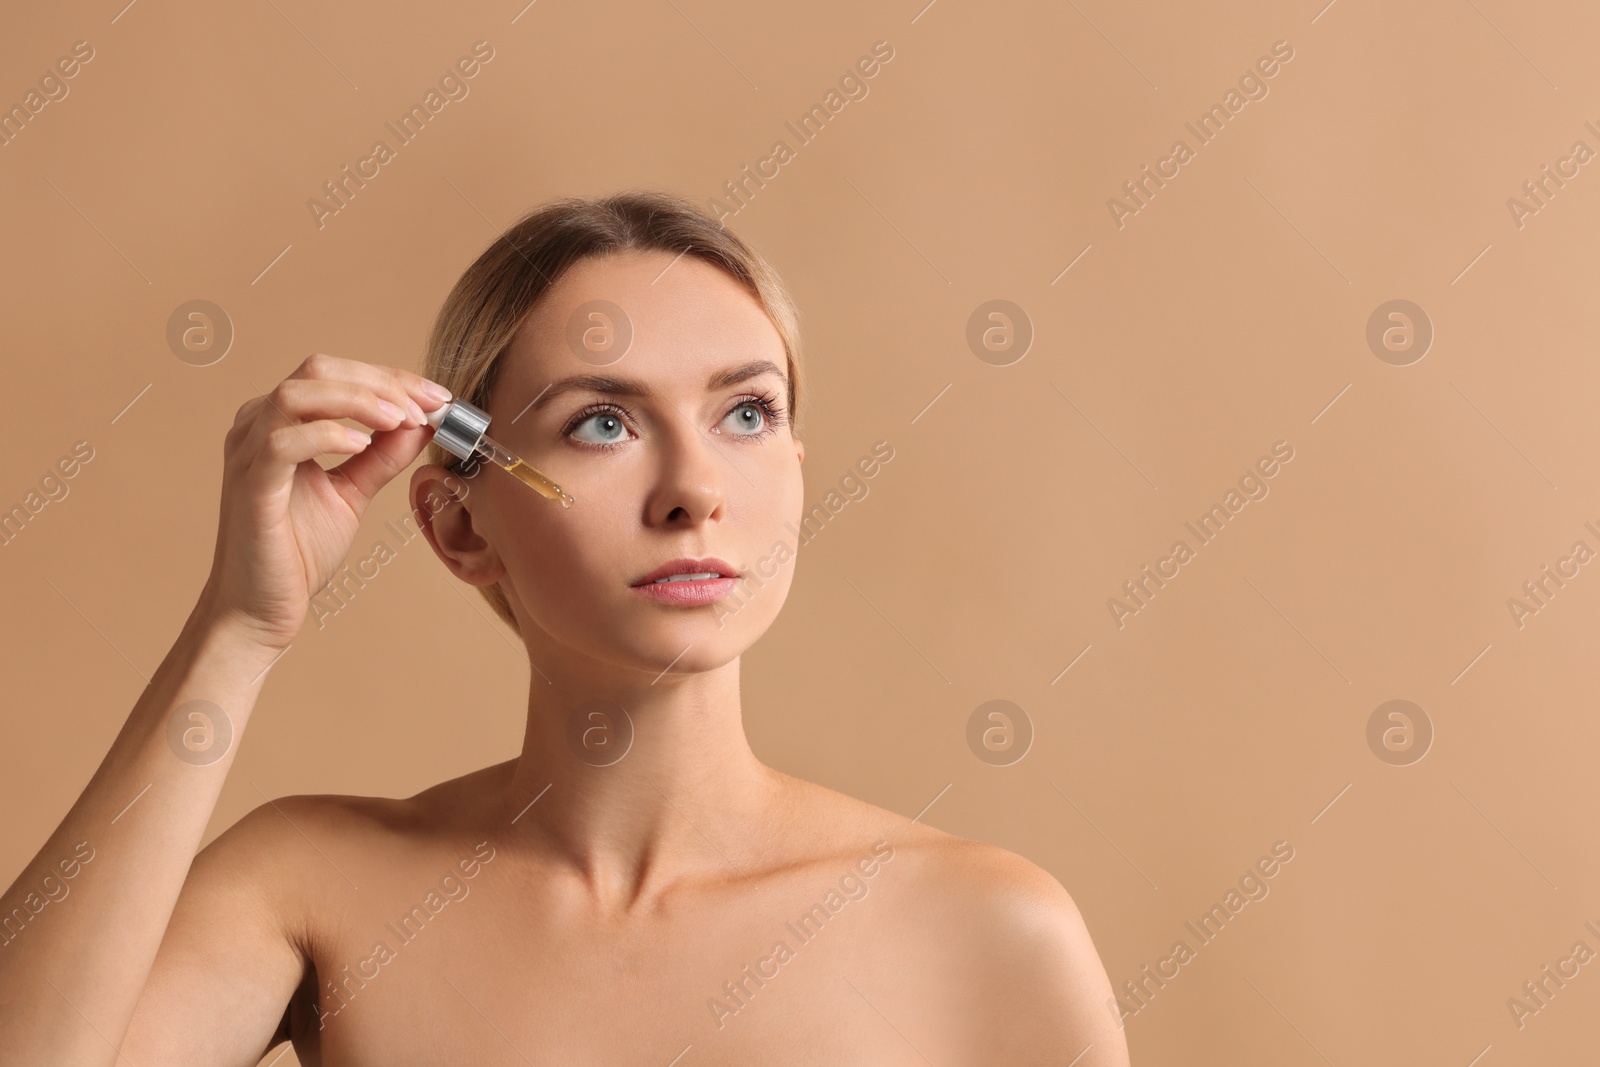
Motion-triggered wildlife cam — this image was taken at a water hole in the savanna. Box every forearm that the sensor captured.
[0,593,284,1067]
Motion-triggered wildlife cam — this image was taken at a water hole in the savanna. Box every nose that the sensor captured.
[641,411,727,527]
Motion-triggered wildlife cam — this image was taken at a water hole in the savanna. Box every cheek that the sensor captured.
[484,478,612,592]
[769,463,808,534]
[500,507,626,642]
[743,441,801,502]
[736,463,808,589]
[520,507,618,589]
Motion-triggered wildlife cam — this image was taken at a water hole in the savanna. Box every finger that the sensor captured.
[324,423,436,504]
[259,378,419,433]
[249,418,371,476]
[291,353,452,420]
[232,394,268,428]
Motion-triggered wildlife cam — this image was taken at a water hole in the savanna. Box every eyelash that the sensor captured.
[561,392,787,451]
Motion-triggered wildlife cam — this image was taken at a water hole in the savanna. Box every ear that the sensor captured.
[794,436,805,465]
[410,463,505,587]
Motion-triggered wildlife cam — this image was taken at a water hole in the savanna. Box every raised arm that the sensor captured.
[0,355,451,1066]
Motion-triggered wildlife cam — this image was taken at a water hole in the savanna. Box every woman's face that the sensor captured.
[421,249,806,678]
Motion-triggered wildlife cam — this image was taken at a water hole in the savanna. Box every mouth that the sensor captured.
[630,557,741,605]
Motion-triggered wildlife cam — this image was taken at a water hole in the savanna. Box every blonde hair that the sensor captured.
[421,190,805,635]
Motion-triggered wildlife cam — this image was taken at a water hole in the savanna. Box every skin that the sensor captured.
[0,250,1128,1066]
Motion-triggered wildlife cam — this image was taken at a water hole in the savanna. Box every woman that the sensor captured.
[0,191,1129,1065]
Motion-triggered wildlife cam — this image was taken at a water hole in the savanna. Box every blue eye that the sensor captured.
[569,411,631,446]
[562,393,786,451]
[722,400,769,436]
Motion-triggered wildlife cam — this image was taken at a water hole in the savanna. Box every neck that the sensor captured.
[499,652,780,910]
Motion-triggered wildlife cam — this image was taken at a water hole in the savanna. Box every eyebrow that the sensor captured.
[525,358,787,414]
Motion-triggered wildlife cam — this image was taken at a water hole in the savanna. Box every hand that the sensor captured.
[198,353,452,651]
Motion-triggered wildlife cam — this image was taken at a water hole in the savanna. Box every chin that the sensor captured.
[611,610,764,667]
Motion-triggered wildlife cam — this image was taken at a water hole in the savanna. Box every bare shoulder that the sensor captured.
[217,789,417,884]
[234,759,515,839]
[772,770,1080,914]
[126,765,511,1061]
[773,773,1129,1065]
[213,758,514,908]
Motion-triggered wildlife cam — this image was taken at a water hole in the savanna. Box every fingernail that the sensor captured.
[404,397,425,424]
[378,399,405,422]
[421,379,452,403]
[347,428,371,448]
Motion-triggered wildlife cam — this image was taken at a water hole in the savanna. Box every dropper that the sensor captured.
[425,396,575,508]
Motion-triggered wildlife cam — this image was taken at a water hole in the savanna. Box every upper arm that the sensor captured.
[954,848,1132,1067]
[121,800,312,1067]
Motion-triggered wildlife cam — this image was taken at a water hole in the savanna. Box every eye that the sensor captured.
[562,392,785,452]
[713,393,785,440]
[721,399,769,436]
[567,407,634,448]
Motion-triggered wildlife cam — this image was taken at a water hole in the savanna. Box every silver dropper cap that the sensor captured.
[425,397,491,462]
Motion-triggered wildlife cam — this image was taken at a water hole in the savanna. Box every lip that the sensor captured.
[630,557,740,586]
[629,557,741,606]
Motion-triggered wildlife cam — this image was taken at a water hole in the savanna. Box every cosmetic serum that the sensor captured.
[426,396,575,508]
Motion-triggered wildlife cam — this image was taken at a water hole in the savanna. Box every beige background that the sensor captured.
[3,0,1598,1062]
